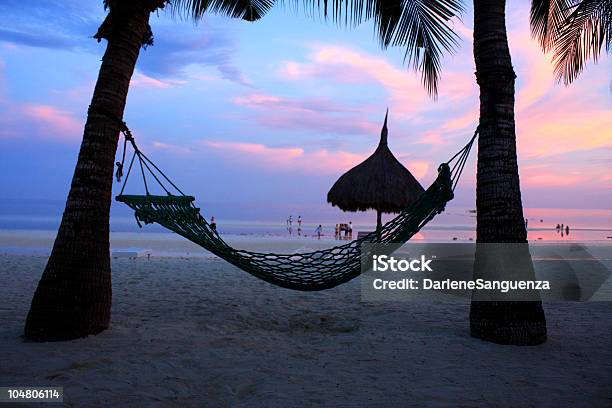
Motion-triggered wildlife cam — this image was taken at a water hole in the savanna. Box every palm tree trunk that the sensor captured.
[376,209,382,231]
[24,7,152,341]
[469,0,547,345]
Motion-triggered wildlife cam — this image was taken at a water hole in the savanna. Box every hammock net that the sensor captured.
[108,111,477,291]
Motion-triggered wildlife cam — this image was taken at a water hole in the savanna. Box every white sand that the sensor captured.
[1,253,611,407]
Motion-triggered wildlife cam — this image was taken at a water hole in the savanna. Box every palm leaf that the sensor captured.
[530,0,572,51]
[385,0,463,96]
[552,0,611,84]
[171,0,276,21]
[531,0,611,85]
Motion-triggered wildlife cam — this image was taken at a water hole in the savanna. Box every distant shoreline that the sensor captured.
[1,228,611,259]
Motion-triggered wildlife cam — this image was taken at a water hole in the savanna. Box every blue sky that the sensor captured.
[0,0,610,224]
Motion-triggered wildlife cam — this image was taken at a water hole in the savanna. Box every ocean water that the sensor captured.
[0,199,610,243]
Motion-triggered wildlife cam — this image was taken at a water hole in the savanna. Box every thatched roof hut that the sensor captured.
[327,111,425,230]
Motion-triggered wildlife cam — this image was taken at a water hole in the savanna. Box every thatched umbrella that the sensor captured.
[327,111,425,231]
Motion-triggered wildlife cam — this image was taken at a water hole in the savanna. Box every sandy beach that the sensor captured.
[1,247,611,407]
[2,0,611,405]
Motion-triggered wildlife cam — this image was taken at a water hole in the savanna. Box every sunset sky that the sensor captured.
[0,0,610,224]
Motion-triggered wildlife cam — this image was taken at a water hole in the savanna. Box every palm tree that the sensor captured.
[321,0,548,345]
[469,0,609,345]
[465,0,548,345]
[24,0,276,341]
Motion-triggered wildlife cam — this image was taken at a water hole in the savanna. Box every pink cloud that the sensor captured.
[2,43,19,51]
[510,35,557,112]
[233,92,378,135]
[152,141,192,155]
[520,160,609,189]
[205,140,365,175]
[522,172,585,187]
[517,105,612,159]
[279,44,477,116]
[21,104,82,141]
[130,72,187,89]
[207,140,303,160]
[204,139,432,180]
[0,77,86,142]
[280,61,311,80]
[280,45,427,113]
[234,93,357,113]
[439,108,480,134]
[398,159,430,180]
[51,82,96,105]
[415,132,447,146]
[0,63,82,142]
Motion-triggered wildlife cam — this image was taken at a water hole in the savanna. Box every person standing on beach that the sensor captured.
[315,224,322,240]
[348,221,353,240]
[297,216,302,236]
[286,216,293,235]
[210,216,217,232]
[566,225,570,235]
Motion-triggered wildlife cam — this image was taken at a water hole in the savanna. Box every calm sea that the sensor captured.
[0,199,610,242]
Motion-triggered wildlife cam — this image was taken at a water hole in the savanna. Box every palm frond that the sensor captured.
[386,0,463,96]
[553,0,611,84]
[171,0,276,22]
[279,0,366,26]
[531,0,611,85]
[282,0,463,97]
[530,0,572,51]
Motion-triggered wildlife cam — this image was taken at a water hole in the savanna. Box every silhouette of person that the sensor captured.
[566,225,570,235]
[115,161,123,182]
[210,216,217,232]
[315,224,323,240]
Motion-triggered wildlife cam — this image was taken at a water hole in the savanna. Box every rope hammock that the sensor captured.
[99,108,477,291]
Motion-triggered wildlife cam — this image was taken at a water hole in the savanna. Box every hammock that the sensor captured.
[107,111,477,291]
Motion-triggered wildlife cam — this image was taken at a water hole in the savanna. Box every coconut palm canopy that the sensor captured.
[327,111,425,217]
